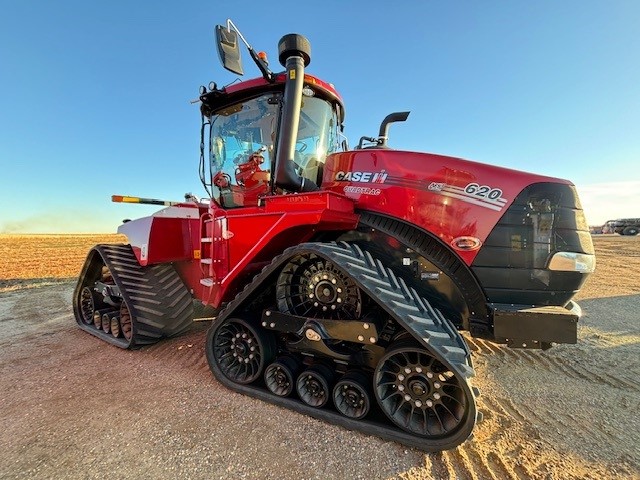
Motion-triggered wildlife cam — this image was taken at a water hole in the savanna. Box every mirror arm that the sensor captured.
[225,19,251,50]
[225,19,274,83]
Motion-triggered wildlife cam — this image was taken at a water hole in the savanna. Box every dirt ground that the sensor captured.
[0,235,638,479]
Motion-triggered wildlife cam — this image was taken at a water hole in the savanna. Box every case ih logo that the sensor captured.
[334,171,388,183]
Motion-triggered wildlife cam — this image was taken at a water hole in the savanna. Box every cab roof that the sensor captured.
[200,73,344,122]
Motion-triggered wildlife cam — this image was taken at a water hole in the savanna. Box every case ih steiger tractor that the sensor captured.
[73,20,595,451]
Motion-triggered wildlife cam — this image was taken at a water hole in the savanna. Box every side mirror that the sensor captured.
[215,25,243,75]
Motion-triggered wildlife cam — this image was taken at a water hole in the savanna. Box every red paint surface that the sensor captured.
[322,150,570,265]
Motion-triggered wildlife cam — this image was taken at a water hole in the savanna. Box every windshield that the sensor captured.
[207,91,341,207]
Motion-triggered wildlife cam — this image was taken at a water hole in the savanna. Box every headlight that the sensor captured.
[547,252,596,273]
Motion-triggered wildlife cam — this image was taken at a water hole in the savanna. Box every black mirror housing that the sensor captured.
[215,25,243,75]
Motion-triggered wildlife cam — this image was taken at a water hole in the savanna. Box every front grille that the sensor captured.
[471,182,593,306]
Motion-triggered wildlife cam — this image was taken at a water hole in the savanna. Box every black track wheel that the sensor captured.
[375,342,473,438]
[92,308,112,330]
[296,364,334,408]
[110,315,121,338]
[264,356,301,397]
[101,313,111,334]
[79,287,98,325]
[93,311,102,329]
[211,318,275,385]
[276,253,361,319]
[333,371,372,420]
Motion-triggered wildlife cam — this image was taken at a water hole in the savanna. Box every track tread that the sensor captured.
[358,212,491,330]
[73,244,194,348]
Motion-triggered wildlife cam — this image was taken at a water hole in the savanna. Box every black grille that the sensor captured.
[471,183,593,306]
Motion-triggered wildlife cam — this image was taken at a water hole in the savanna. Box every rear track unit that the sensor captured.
[73,244,194,348]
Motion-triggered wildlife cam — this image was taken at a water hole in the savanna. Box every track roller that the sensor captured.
[110,315,121,338]
[92,308,114,330]
[119,303,133,341]
[264,356,301,397]
[296,364,334,408]
[333,371,371,420]
[101,313,111,334]
[92,311,101,329]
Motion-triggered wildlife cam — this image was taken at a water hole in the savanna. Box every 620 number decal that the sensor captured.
[464,183,503,200]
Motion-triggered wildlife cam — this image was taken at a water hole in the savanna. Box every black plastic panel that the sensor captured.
[472,183,593,306]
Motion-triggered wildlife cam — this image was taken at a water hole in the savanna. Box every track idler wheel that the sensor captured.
[212,318,275,385]
[296,364,334,408]
[374,342,471,437]
[333,371,372,420]
[264,356,301,397]
[79,287,98,325]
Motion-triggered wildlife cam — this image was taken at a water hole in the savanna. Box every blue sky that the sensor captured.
[1,1,638,232]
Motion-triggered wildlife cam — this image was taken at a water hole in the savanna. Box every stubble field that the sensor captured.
[0,233,638,479]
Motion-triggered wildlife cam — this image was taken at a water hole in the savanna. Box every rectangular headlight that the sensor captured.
[547,252,596,273]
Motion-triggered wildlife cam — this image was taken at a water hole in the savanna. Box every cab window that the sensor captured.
[209,94,279,207]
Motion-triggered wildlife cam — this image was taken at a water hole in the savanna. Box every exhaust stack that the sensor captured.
[273,34,319,192]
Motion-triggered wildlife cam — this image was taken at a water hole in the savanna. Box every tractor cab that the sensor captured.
[201,81,343,208]
[199,21,345,208]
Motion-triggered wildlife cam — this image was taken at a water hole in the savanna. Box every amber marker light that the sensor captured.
[257,51,269,64]
[111,195,137,203]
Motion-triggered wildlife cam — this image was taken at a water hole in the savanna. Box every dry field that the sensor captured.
[0,234,638,479]
[0,234,126,292]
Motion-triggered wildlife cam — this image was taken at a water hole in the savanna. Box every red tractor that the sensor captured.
[73,20,595,451]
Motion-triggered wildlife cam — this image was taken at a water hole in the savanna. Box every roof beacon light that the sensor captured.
[257,51,269,65]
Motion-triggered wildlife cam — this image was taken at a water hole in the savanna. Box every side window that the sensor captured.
[209,95,279,207]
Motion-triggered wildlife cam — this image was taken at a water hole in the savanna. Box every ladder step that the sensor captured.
[201,237,213,243]
[200,278,214,287]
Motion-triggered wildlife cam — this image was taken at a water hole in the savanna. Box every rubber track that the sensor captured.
[74,244,194,348]
[358,211,491,333]
[206,241,478,451]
